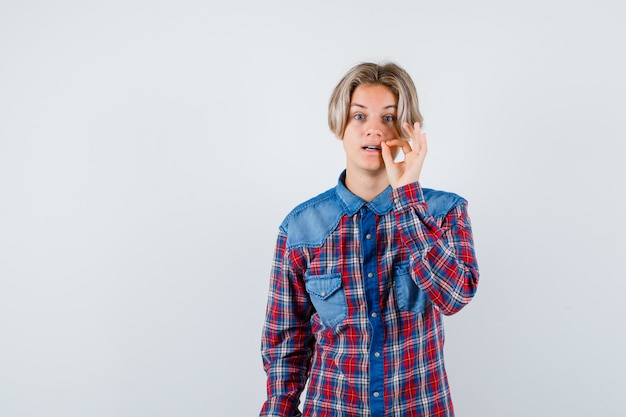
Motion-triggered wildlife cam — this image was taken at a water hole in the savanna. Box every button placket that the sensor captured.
[359,206,384,414]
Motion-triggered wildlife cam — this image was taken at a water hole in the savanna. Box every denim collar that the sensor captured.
[335,170,393,216]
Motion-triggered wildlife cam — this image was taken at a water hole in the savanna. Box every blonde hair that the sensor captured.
[328,62,423,140]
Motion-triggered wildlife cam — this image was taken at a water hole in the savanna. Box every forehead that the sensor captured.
[350,84,397,109]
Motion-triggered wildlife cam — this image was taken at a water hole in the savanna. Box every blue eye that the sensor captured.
[383,115,395,122]
[354,113,365,120]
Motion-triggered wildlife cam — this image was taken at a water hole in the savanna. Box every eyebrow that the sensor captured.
[350,103,398,110]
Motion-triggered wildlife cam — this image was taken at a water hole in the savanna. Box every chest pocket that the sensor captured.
[305,273,347,327]
[394,262,428,313]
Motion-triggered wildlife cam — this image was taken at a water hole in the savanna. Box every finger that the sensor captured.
[402,122,415,138]
[380,141,396,166]
[417,130,427,155]
[411,122,425,154]
[385,138,412,155]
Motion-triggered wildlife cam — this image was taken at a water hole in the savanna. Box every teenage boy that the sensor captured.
[260,62,479,417]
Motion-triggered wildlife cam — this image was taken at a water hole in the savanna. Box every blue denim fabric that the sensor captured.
[394,261,428,312]
[304,273,346,327]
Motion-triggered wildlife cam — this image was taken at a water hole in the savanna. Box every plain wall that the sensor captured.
[1,0,625,416]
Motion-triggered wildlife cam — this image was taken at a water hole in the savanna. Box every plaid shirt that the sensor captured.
[261,173,479,417]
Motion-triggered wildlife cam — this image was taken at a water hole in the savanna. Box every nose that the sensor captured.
[366,128,383,137]
[365,120,384,138]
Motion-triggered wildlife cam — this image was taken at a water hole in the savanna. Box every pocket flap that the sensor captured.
[305,274,342,300]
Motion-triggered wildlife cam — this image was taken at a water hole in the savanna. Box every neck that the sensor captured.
[344,169,389,202]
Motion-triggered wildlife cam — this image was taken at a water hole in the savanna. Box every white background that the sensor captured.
[1,1,625,416]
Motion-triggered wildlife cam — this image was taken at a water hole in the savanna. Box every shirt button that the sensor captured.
[367,272,373,278]
[374,352,380,358]
[371,312,378,318]
[320,291,326,297]
[366,233,372,239]
[373,392,380,398]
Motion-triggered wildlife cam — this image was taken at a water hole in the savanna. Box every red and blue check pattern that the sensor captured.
[261,179,479,417]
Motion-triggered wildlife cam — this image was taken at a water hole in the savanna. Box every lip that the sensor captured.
[362,143,382,151]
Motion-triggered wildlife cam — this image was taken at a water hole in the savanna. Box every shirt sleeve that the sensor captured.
[260,230,314,417]
[392,182,479,315]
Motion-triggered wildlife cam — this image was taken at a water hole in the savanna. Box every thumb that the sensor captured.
[381,141,395,167]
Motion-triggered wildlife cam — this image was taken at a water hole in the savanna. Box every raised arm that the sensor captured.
[392,183,479,315]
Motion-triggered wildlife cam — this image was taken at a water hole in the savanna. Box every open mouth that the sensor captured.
[363,145,382,151]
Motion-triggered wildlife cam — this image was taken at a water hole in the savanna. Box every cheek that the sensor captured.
[383,124,401,138]
[341,124,360,142]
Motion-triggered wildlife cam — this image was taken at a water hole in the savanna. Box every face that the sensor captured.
[341,83,401,178]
